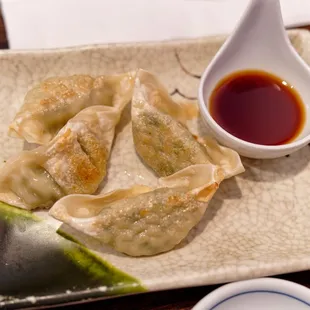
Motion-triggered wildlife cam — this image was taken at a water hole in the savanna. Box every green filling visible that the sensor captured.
[134,110,208,177]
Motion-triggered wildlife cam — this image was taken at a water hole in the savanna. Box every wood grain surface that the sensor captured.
[1,8,310,310]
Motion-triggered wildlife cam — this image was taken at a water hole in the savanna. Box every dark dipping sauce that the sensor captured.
[209,70,305,145]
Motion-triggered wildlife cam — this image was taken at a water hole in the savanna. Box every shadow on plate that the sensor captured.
[239,145,310,182]
[23,141,39,151]
[175,176,242,249]
[176,197,224,250]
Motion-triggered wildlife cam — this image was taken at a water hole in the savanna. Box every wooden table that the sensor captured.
[0,10,310,310]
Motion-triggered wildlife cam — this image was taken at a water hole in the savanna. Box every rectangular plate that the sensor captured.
[1,29,310,309]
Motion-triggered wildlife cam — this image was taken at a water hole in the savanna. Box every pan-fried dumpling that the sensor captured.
[0,105,123,210]
[9,72,136,144]
[48,70,244,257]
[131,69,194,125]
[49,164,221,257]
[132,69,244,178]
[132,108,211,176]
[197,136,244,179]
[0,151,64,208]
[132,69,210,177]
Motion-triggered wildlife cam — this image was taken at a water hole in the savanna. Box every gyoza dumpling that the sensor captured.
[132,69,244,178]
[49,162,222,256]
[197,136,245,179]
[48,70,244,257]
[50,184,218,257]
[0,151,64,208]
[133,108,210,176]
[132,69,210,177]
[9,72,136,144]
[0,105,122,210]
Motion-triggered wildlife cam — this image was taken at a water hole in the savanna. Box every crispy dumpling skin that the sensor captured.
[49,184,218,257]
[132,69,211,177]
[48,70,244,257]
[49,163,222,256]
[0,105,122,210]
[132,109,210,176]
[197,136,245,178]
[0,152,64,209]
[132,69,244,178]
[9,72,136,144]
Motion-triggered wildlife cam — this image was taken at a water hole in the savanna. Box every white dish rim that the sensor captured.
[192,277,310,310]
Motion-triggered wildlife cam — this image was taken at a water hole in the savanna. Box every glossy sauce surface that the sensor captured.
[209,70,305,145]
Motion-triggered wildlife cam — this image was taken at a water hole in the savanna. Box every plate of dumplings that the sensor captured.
[1,29,310,309]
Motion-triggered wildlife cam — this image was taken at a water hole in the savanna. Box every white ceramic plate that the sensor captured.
[1,29,310,308]
[193,278,310,310]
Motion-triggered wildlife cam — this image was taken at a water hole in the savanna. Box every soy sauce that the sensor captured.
[209,70,305,145]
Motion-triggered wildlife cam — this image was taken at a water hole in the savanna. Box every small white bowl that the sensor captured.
[198,79,310,158]
[192,278,310,310]
[197,95,310,159]
[197,0,310,159]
